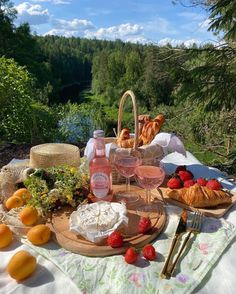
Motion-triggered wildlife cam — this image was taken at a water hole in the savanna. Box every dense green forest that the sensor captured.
[0,0,235,173]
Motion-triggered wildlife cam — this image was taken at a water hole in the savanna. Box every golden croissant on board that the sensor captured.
[166,184,232,208]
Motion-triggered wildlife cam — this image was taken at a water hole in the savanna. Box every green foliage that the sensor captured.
[0,0,17,56]
[0,0,235,174]
[208,0,236,42]
[0,57,34,142]
[0,57,59,143]
[30,102,59,143]
[175,46,236,111]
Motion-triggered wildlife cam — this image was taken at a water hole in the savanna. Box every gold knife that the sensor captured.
[160,209,187,279]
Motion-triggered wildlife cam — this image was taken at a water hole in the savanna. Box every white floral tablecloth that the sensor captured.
[1,152,236,294]
[21,207,236,294]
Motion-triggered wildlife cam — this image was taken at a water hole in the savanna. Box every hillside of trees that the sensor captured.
[0,0,235,173]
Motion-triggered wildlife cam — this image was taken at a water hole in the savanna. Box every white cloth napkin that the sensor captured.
[0,241,81,294]
[151,132,186,156]
[84,132,186,162]
[84,138,116,162]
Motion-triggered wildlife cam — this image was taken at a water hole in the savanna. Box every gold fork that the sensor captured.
[166,211,203,277]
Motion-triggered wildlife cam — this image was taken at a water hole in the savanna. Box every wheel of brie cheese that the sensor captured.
[75,202,119,232]
[69,201,128,243]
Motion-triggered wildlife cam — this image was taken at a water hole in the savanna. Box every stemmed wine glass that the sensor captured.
[134,163,166,214]
[113,149,142,206]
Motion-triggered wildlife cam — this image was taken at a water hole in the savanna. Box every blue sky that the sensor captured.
[13,0,220,46]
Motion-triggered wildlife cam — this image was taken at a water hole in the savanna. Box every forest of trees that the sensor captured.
[0,0,235,173]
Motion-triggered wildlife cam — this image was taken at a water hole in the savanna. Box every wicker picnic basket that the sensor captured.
[109,90,164,183]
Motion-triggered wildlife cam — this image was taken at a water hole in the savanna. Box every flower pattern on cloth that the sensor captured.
[129,273,144,288]
[22,208,236,294]
[176,273,189,284]
[198,243,212,255]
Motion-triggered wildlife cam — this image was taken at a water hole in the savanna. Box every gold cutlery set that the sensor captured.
[161,210,203,278]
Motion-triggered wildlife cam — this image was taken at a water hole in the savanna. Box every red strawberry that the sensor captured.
[124,247,139,264]
[178,170,193,182]
[206,179,222,190]
[142,244,157,261]
[175,165,187,174]
[107,231,123,248]
[138,217,152,234]
[196,178,208,186]
[167,177,182,189]
[184,179,196,188]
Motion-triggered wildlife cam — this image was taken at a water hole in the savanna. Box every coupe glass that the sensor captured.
[113,150,142,206]
[135,165,165,213]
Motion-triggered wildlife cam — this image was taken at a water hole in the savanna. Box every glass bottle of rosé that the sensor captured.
[89,130,113,202]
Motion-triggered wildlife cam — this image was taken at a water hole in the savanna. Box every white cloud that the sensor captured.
[53,18,94,31]
[15,2,50,25]
[157,38,202,47]
[44,22,145,42]
[44,28,77,37]
[53,0,71,4]
[125,36,149,44]
[84,23,143,40]
[44,18,94,37]
[31,0,71,4]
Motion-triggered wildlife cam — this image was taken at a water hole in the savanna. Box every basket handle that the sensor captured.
[117,90,139,150]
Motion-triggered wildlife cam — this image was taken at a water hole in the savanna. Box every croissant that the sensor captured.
[116,138,135,148]
[118,128,130,140]
[116,128,142,148]
[167,184,232,208]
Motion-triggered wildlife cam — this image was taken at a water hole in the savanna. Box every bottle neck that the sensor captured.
[94,137,105,157]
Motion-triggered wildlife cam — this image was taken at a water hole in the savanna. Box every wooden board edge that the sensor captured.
[47,207,167,257]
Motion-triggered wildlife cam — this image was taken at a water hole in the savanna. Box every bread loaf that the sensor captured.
[116,114,165,148]
[139,114,165,145]
[167,184,232,208]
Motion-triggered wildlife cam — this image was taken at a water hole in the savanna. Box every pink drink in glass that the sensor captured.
[135,166,165,190]
[114,156,141,178]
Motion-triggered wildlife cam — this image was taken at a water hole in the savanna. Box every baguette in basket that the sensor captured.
[116,114,165,148]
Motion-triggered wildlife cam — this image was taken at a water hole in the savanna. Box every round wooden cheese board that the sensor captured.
[47,185,166,256]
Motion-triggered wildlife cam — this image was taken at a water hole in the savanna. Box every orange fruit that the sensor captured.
[19,206,38,226]
[0,224,13,249]
[27,224,51,245]
[13,188,31,204]
[7,250,36,281]
[5,196,24,211]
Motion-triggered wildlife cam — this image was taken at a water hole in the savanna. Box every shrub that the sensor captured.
[57,102,104,143]
[0,57,35,142]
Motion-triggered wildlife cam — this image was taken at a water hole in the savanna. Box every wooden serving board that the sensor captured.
[47,185,166,256]
[153,187,236,218]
